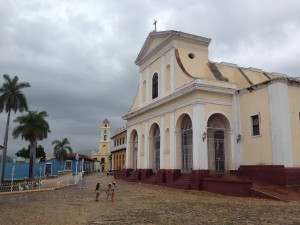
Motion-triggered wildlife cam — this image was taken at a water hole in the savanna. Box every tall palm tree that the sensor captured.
[12,110,50,180]
[0,74,31,183]
[52,137,73,169]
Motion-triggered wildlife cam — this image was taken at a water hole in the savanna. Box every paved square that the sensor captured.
[1,173,300,224]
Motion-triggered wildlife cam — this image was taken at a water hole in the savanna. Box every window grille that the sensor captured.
[181,116,193,173]
[251,114,260,136]
[153,125,160,172]
[65,160,72,170]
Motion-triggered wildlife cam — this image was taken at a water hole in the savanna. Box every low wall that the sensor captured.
[238,165,300,186]
[202,177,252,197]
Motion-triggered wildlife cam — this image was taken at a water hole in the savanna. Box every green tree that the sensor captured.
[52,137,73,169]
[0,74,31,183]
[12,110,50,179]
[15,145,46,159]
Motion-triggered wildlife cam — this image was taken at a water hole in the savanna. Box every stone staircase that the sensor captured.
[250,182,300,201]
[172,174,191,190]
[143,173,157,185]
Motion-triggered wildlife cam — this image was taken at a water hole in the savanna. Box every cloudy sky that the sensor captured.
[0,0,299,157]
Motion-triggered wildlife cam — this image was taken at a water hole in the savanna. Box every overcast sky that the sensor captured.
[0,0,299,157]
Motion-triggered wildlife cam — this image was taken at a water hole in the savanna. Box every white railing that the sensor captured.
[0,172,83,194]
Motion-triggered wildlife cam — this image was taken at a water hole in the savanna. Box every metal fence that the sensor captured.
[0,172,83,194]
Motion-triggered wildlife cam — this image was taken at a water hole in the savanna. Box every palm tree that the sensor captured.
[12,110,50,180]
[52,137,73,169]
[0,74,31,183]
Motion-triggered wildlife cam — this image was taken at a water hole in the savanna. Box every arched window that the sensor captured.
[152,73,158,99]
[153,125,160,172]
[143,80,146,102]
[182,116,193,173]
[165,65,170,91]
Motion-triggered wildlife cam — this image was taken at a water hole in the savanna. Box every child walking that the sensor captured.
[95,183,100,201]
[112,181,116,200]
[106,183,113,201]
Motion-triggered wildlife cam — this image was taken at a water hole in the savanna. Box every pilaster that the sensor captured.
[160,115,165,169]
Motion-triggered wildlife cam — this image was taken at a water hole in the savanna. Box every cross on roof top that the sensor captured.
[153,19,157,32]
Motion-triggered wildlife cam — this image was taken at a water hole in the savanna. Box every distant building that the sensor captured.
[0,153,95,180]
[91,118,111,172]
[111,126,126,171]
[122,30,300,187]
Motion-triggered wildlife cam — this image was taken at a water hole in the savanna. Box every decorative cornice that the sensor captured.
[123,80,235,120]
[126,98,232,127]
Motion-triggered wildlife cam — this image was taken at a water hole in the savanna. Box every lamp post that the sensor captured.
[75,154,79,175]
[10,166,15,192]
[81,158,84,174]
[39,167,42,180]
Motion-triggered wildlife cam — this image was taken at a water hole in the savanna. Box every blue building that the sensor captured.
[0,153,95,181]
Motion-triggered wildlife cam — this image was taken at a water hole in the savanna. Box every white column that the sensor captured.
[269,82,293,166]
[139,71,142,107]
[169,111,175,168]
[192,104,201,169]
[146,66,150,103]
[170,48,175,92]
[160,115,165,169]
[232,93,242,169]
[125,128,131,168]
[198,105,208,169]
[144,121,149,168]
[137,124,142,169]
[161,55,165,97]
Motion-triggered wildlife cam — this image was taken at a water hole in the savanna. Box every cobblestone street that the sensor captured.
[1,173,300,225]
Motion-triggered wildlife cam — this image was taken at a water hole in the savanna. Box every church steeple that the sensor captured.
[99,118,110,153]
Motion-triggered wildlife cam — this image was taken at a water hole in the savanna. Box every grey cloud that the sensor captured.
[1,0,300,156]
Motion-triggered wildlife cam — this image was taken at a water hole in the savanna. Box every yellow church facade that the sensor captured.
[91,118,111,172]
[122,30,300,189]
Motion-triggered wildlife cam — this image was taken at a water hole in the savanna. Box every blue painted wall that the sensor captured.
[0,158,92,180]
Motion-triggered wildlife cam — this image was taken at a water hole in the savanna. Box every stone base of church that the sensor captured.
[237,165,300,186]
[115,166,300,198]
[140,169,153,181]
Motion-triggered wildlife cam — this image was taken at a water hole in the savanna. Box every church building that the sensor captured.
[91,118,111,172]
[122,30,300,190]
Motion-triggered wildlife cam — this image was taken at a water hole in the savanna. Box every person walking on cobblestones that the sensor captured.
[112,181,116,200]
[106,183,113,201]
[95,183,100,201]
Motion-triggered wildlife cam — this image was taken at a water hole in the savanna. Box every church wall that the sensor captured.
[175,47,214,79]
[239,87,273,165]
[164,113,171,169]
[144,37,166,56]
[288,85,300,166]
[130,84,140,111]
[216,65,250,90]
[242,69,269,85]
[141,69,147,105]
[174,62,195,90]
[164,51,172,96]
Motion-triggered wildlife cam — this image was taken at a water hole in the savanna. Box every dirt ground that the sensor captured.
[1,173,300,225]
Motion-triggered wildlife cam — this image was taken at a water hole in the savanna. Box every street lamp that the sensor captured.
[39,167,42,180]
[11,166,15,192]
[75,154,79,175]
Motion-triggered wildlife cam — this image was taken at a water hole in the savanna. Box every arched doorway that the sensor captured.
[130,130,138,170]
[181,115,193,173]
[153,125,160,172]
[207,114,231,174]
